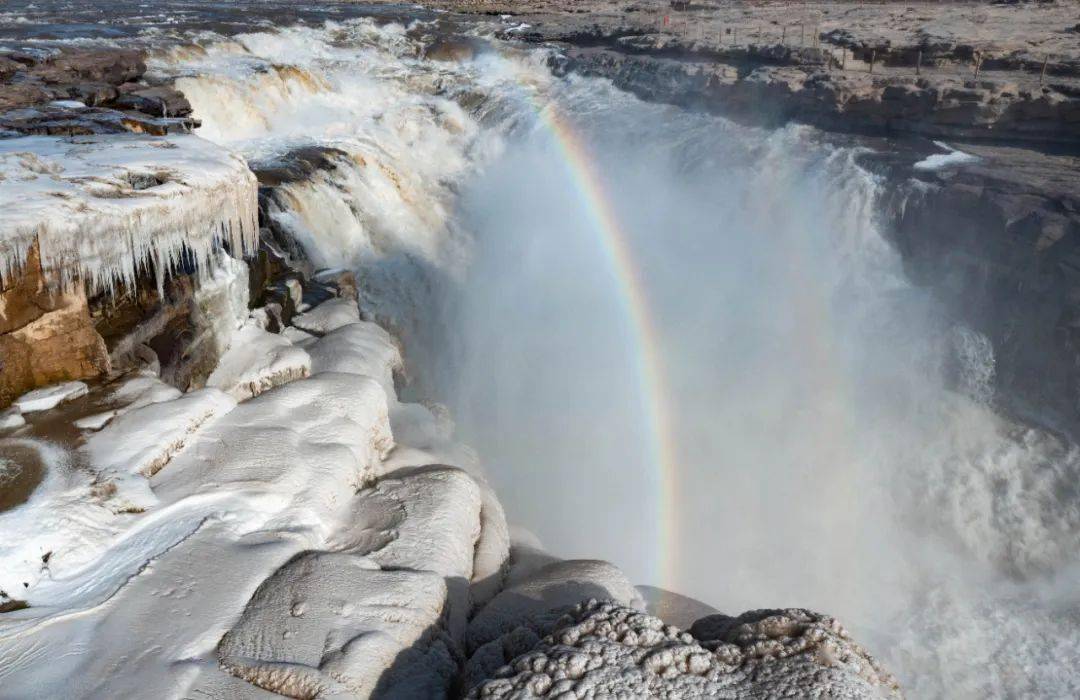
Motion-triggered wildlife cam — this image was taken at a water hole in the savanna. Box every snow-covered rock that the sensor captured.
[471,480,512,612]
[218,552,459,699]
[306,321,401,395]
[81,388,236,509]
[467,601,901,699]
[72,373,183,431]
[0,134,258,292]
[12,381,88,413]
[291,297,360,335]
[206,322,311,401]
[346,467,482,580]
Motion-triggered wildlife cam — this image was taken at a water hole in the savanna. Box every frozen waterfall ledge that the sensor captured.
[0,133,258,293]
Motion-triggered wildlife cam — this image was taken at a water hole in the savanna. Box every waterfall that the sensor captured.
[150,17,1080,698]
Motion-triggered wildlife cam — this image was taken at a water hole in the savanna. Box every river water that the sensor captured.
[3,2,1079,696]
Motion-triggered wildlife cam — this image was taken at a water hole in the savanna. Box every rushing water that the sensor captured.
[4,3,1079,696]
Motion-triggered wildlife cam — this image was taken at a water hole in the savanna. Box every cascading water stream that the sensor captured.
[149,17,1080,698]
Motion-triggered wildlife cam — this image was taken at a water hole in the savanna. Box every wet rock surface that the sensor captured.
[0,47,196,137]
[883,144,1080,439]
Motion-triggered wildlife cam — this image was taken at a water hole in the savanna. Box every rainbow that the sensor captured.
[524,89,681,588]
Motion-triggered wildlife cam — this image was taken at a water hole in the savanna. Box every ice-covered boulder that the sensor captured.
[306,321,401,395]
[467,601,901,699]
[0,134,257,292]
[470,480,512,612]
[153,372,393,523]
[206,322,311,401]
[218,551,459,699]
[330,466,484,641]
[291,297,360,335]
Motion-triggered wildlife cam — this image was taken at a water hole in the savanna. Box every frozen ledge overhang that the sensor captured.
[0,133,258,293]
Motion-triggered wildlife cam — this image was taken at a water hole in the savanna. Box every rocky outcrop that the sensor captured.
[468,601,900,699]
[0,47,196,137]
[556,48,1080,146]
[880,144,1080,438]
[0,244,109,406]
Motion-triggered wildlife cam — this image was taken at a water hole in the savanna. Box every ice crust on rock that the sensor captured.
[0,134,258,293]
[468,601,901,699]
[219,553,459,699]
[81,388,237,509]
[12,380,88,413]
[206,322,312,401]
[306,320,402,396]
[290,297,361,335]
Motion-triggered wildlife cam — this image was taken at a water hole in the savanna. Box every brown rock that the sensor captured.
[0,242,110,407]
[0,288,110,407]
[38,49,146,86]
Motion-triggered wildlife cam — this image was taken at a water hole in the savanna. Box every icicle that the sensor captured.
[0,134,259,296]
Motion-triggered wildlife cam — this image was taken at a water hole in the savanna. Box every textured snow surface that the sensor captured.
[0,305,400,697]
[81,388,237,509]
[218,553,458,699]
[0,134,258,292]
[305,320,402,396]
[206,322,312,400]
[468,601,901,699]
[290,297,361,335]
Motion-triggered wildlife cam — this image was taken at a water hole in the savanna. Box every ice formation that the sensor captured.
[0,134,258,292]
[206,322,312,400]
[467,601,901,698]
[11,380,87,412]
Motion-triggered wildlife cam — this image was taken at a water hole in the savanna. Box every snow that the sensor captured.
[913,141,979,171]
[290,297,360,335]
[12,381,88,413]
[206,322,312,401]
[0,358,395,697]
[74,373,183,430]
[81,388,237,509]
[218,555,458,698]
[0,408,26,430]
[305,321,401,396]
[0,134,258,293]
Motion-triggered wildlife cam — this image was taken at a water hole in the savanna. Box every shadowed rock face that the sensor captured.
[555,48,1080,147]
[883,145,1080,439]
[467,601,901,699]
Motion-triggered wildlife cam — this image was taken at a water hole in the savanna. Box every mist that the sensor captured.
[429,75,1080,696]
